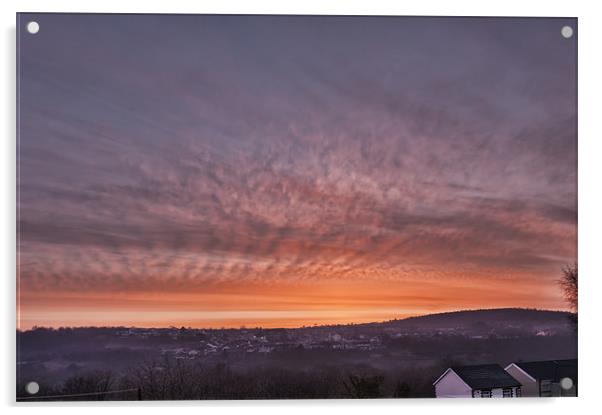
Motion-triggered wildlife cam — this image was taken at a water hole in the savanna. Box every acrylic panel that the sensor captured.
[16,14,577,401]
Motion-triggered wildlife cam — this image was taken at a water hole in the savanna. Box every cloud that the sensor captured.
[17,15,577,325]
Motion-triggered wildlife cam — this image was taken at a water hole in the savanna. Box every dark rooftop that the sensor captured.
[513,359,577,383]
[451,364,521,389]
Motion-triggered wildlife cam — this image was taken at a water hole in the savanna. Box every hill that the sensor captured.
[368,308,574,333]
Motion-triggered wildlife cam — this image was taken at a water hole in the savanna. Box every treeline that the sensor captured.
[17,358,452,401]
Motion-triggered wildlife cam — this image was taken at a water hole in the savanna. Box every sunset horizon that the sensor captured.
[18,15,576,332]
[17,306,572,331]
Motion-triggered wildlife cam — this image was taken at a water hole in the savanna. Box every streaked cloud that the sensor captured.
[18,15,576,328]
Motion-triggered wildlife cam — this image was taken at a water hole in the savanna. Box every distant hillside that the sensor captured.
[372,308,573,331]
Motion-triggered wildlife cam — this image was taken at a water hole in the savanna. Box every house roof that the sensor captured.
[450,364,522,389]
[512,359,577,383]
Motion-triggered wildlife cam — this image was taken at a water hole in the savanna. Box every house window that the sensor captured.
[503,388,513,397]
[540,380,552,397]
[481,389,492,398]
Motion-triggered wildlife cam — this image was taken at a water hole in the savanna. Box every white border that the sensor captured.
[2,1,601,415]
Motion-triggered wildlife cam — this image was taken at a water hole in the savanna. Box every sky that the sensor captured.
[17,14,577,329]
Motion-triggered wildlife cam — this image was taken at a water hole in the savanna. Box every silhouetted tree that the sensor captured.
[393,380,412,398]
[123,357,200,400]
[343,374,384,398]
[559,263,577,330]
[559,263,578,311]
[61,370,114,400]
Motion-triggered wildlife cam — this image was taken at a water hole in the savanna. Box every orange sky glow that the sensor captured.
[18,274,570,329]
[17,15,576,330]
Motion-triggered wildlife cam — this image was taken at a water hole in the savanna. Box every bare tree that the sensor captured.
[559,263,578,312]
[558,263,577,331]
[343,374,384,398]
[61,370,114,400]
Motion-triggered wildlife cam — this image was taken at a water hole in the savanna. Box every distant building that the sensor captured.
[504,359,577,397]
[433,364,522,398]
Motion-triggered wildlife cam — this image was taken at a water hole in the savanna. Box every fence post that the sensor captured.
[137,387,142,401]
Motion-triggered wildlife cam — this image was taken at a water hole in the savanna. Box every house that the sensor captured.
[504,359,577,397]
[433,364,522,398]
